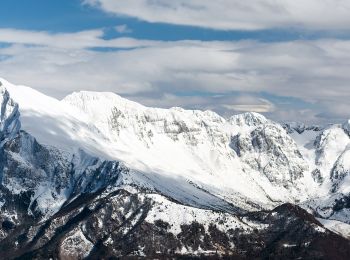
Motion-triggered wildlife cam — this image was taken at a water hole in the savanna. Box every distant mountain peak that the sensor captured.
[229,111,268,127]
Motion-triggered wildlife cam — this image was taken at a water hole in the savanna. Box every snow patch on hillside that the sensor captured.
[318,218,350,239]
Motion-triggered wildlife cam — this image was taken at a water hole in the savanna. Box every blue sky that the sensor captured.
[0,0,322,41]
[0,0,349,123]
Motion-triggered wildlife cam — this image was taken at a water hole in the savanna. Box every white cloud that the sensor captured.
[83,0,350,31]
[115,24,132,34]
[0,28,158,49]
[0,28,350,123]
[222,98,275,113]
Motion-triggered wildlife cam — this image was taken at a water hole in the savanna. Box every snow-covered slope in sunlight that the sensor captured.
[61,91,350,225]
[1,78,350,218]
[285,121,350,229]
[62,91,315,210]
[1,78,119,160]
[2,78,350,256]
[317,218,350,239]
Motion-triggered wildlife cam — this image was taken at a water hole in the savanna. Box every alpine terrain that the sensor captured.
[0,77,350,259]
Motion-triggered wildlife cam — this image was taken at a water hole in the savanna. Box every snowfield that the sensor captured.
[1,77,350,242]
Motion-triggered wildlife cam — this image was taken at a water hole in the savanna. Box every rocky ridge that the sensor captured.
[0,79,350,258]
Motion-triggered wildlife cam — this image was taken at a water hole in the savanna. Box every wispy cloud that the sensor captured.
[0,28,157,49]
[115,24,132,34]
[222,97,275,113]
[83,0,350,31]
[0,28,350,123]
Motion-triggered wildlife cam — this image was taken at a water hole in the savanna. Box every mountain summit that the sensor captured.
[0,78,350,259]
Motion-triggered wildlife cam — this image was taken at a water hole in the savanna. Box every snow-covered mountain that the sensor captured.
[1,78,350,259]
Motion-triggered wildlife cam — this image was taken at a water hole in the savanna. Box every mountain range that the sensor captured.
[0,78,350,259]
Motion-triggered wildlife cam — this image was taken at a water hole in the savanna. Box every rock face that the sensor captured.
[0,85,20,142]
[283,122,323,134]
[0,78,350,258]
[231,123,308,185]
[2,191,350,259]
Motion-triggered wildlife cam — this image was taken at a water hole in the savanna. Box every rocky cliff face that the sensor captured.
[0,79,350,258]
[0,84,20,143]
[231,123,308,185]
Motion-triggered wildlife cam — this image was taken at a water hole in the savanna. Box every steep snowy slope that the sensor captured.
[0,77,309,211]
[62,91,316,210]
[1,78,350,258]
[0,84,20,143]
[2,77,350,214]
[283,121,350,224]
[0,78,116,160]
[62,91,350,225]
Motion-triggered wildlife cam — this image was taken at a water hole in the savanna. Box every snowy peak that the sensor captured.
[0,81,20,142]
[229,112,268,127]
[283,122,323,134]
[342,120,350,136]
[2,78,350,258]
[231,122,308,188]
[1,78,350,218]
[62,90,225,126]
[62,89,228,150]
[63,89,315,208]
[62,90,146,120]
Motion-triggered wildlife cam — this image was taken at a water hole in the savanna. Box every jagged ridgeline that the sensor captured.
[0,78,350,259]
